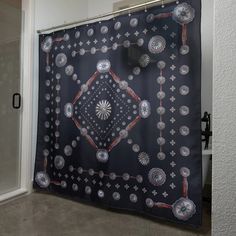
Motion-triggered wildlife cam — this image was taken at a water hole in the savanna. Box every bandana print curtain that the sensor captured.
[34,0,202,227]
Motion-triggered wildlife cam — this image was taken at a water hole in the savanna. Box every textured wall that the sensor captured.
[212,1,236,235]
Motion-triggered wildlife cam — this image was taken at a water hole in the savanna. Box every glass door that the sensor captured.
[0,1,22,195]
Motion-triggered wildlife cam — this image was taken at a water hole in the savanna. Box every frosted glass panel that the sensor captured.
[0,1,21,195]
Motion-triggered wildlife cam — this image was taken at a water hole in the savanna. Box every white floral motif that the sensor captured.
[95,100,112,120]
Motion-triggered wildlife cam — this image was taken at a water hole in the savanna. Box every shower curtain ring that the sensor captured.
[161,0,165,8]
[144,1,147,12]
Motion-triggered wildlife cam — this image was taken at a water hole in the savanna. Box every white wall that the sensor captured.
[34,0,88,30]
[201,0,213,115]
[212,1,236,235]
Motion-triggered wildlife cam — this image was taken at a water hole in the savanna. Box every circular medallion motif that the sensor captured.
[122,173,130,181]
[99,171,104,178]
[98,190,105,198]
[129,193,138,203]
[146,198,154,208]
[88,169,95,176]
[139,100,151,119]
[91,47,96,54]
[172,198,196,221]
[95,100,112,120]
[119,81,128,90]
[41,36,53,53]
[146,13,155,23]
[157,137,166,146]
[72,184,78,191]
[180,146,190,157]
[113,192,121,201]
[80,128,88,136]
[157,61,166,70]
[180,45,190,55]
[130,18,138,27]
[96,149,109,163]
[133,67,141,75]
[179,106,190,116]
[101,26,108,34]
[157,91,166,100]
[63,33,70,41]
[172,3,195,25]
[65,65,74,76]
[180,167,191,177]
[85,186,92,194]
[148,168,166,186]
[137,38,144,47]
[81,84,88,93]
[97,60,111,73]
[138,152,150,166]
[64,145,72,156]
[123,40,131,48]
[139,54,151,68]
[75,31,80,39]
[136,175,143,183]
[109,172,116,180]
[54,155,65,170]
[157,152,166,160]
[112,43,118,50]
[148,36,166,54]
[179,126,190,136]
[156,107,166,115]
[61,181,67,188]
[64,103,73,118]
[78,167,83,174]
[180,65,190,75]
[101,46,107,53]
[179,85,189,96]
[132,144,140,152]
[79,49,85,55]
[87,28,94,37]
[55,53,67,67]
[114,21,122,30]
[35,171,50,188]
[157,76,166,85]
[119,129,128,139]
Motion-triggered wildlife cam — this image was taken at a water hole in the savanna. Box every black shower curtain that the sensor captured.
[34,0,202,227]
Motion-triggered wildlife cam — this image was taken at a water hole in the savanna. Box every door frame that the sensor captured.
[0,0,35,202]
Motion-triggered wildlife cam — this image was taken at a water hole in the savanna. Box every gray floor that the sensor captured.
[0,193,211,236]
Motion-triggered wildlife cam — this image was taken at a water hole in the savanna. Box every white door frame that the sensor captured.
[0,0,35,202]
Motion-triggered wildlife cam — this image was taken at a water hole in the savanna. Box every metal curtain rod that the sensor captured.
[37,0,176,34]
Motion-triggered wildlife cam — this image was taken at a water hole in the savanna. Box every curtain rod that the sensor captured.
[37,0,177,34]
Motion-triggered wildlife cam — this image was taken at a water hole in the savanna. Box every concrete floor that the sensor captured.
[0,193,211,236]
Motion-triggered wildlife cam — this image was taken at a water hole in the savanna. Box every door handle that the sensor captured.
[12,93,21,109]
